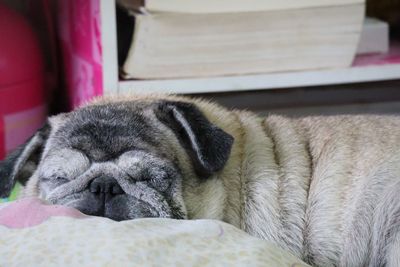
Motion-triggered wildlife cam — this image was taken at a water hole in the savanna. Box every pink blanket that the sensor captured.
[0,198,87,228]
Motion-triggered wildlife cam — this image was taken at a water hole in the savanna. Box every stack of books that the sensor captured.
[118,0,366,79]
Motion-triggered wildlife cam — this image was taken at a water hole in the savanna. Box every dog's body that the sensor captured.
[1,94,400,266]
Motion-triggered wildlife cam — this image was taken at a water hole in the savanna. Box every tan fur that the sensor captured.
[23,94,400,266]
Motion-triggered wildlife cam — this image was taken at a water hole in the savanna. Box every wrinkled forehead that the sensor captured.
[49,103,168,161]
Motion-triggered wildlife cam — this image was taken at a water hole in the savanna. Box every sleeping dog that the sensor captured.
[1,94,400,266]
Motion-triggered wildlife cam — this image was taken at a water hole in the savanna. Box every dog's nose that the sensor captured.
[89,176,124,195]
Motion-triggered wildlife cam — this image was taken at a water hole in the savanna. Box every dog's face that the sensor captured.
[0,100,234,221]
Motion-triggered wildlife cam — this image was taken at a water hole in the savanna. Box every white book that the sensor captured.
[357,17,389,55]
[121,3,365,79]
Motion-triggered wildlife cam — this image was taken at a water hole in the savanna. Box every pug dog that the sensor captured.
[1,94,400,267]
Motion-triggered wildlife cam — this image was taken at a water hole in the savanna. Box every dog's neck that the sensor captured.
[218,112,313,259]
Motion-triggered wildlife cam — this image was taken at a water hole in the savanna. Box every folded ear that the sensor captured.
[0,123,50,197]
[156,101,234,178]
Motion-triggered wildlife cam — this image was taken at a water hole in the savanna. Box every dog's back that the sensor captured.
[234,113,400,266]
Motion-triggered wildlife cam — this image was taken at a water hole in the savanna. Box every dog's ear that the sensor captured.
[0,123,51,197]
[156,101,234,178]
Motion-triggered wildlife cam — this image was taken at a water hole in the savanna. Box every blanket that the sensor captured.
[0,198,309,267]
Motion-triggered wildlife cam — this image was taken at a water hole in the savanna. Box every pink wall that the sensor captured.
[58,0,103,109]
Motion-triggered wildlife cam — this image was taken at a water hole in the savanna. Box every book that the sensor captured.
[120,1,365,79]
[356,17,389,55]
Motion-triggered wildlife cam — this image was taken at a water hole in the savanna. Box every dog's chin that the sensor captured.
[69,194,173,221]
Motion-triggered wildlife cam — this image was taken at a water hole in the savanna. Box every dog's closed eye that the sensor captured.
[41,175,69,184]
[122,168,171,192]
[55,176,69,183]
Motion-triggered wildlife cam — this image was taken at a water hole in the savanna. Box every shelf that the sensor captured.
[118,63,400,94]
[115,42,400,95]
[101,0,400,95]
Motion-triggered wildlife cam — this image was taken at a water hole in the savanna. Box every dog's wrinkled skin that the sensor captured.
[0,98,233,221]
[1,94,400,266]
